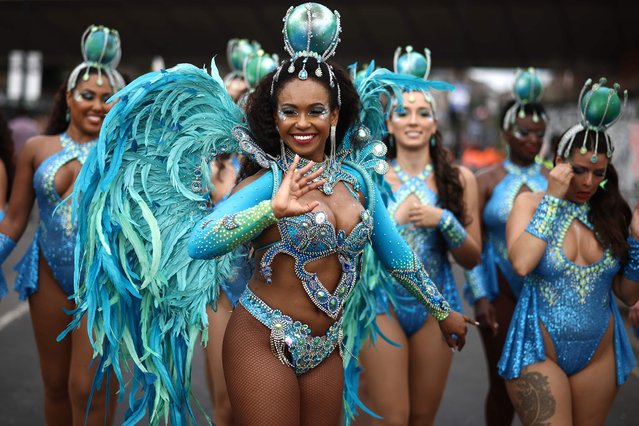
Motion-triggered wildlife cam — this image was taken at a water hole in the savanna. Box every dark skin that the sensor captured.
[472,113,548,426]
[474,113,548,333]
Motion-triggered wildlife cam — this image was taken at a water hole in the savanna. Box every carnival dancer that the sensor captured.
[464,68,548,425]
[356,46,481,425]
[66,3,474,424]
[0,25,125,425]
[499,79,639,425]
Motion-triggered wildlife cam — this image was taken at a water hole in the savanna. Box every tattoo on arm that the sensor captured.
[515,371,556,426]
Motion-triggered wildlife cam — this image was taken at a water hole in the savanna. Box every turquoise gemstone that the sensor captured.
[329,298,337,309]
[316,290,327,302]
[580,86,621,127]
[84,27,120,64]
[513,70,542,103]
[286,3,338,55]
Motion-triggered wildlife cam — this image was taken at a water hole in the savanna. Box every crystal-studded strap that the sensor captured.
[387,253,450,321]
[525,194,561,242]
[190,200,277,258]
[623,237,639,282]
[438,209,467,249]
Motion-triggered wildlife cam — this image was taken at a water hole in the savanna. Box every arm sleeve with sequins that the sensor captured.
[369,185,451,320]
[188,172,276,259]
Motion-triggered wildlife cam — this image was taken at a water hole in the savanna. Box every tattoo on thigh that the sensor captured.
[515,372,556,426]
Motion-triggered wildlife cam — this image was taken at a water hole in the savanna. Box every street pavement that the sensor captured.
[1,216,638,425]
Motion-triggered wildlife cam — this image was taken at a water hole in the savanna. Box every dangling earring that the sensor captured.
[329,124,337,165]
[388,134,395,147]
[599,179,608,190]
[430,134,437,147]
[280,138,288,168]
[65,109,70,123]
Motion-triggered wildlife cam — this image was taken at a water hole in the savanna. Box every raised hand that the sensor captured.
[408,203,444,228]
[438,310,478,351]
[546,162,573,199]
[271,155,325,218]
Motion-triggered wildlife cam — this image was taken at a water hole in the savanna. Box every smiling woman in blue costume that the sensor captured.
[64,3,473,425]
[463,68,549,426]
[203,40,278,426]
[499,79,639,425]
[0,25,124,425]
[355,47,481,426]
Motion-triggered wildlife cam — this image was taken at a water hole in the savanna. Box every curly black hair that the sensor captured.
[555,128,631,261]
[240,57,360,178]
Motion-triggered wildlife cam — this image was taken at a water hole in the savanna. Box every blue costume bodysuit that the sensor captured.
[465,160,547,303]
[14,132,96,299]
[188,157,451,375]
[498,197,635,384]
[376,160,463,336]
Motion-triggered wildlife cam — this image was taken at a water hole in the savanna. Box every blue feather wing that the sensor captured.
[64,62,245,425]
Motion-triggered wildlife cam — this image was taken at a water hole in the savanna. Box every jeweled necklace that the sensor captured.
[279,147,338,196]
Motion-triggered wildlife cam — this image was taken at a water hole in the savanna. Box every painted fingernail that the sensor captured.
[450,347,456,353]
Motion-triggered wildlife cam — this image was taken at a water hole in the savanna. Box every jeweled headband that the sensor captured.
[502,68,547,130]
[557,78,627,163]
[67,25,125,92]
[271,2,342,105]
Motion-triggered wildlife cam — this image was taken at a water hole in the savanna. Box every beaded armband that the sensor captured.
[525,194,561,242]
[464,265,488,302]
[437,209,467,249]
[623,237,639,282]
[388,253,451,320]
[0,233,17,298]
[189,200,277,258]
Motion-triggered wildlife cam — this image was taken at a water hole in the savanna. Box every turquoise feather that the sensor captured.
[62,62,245,424]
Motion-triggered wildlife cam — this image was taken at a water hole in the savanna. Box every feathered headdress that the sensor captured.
[392,46,440,115]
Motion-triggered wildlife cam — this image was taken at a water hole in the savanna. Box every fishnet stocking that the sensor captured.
[223,306,343,425]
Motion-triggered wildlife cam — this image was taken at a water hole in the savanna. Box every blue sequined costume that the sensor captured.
[14,132,95,299]
[498,197,635,384]
[465,160,546,303]
[189,157,451,373]
[375,160,463,336]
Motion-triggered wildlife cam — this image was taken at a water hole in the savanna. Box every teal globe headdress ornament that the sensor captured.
[394,46,431,80]
[67,25,125,92]
[243,49,279,90]
[392,46,446,117]
[225,38,261,85]
[502,68,546,130]
[271,2,342,104]
[557,78,628,163]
